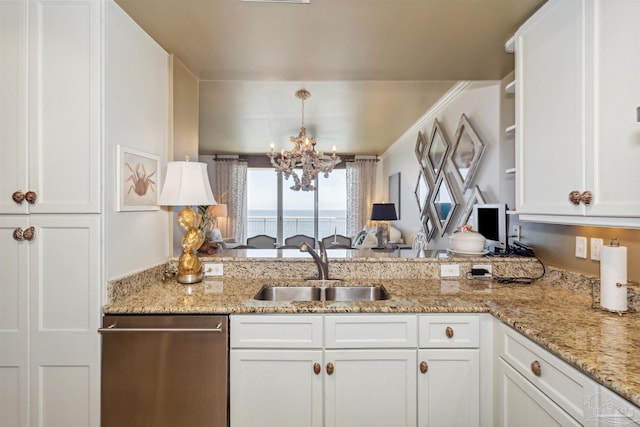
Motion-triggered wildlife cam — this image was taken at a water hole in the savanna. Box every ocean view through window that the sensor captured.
[247,168,347,244]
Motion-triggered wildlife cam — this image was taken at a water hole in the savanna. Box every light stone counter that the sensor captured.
[104,254,640,408]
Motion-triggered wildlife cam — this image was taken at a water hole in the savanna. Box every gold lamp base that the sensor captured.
[176,206,205,284]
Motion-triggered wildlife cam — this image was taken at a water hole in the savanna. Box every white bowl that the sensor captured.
[449,231,486,253]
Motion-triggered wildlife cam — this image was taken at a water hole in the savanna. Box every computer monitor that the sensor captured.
[472,203,508,253]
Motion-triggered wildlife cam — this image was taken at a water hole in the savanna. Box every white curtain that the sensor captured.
[346,159,377,237]
[210,158,248,244]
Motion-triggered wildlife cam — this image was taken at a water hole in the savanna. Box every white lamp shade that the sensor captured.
[157,161,217,206]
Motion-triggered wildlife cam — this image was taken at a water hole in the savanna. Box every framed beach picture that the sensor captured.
[116,145,160,211]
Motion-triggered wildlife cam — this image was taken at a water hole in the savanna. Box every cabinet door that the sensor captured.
[516,0,586,215]
[0,0,28,214]
[417,349,479,427]
[28,215,101,427]
[0,217,29,427]
[497,358,581,427]
[325,349,417,427]
[597,387,640,426]
[230,349,323,427]
[589,0,640,217]
[27,0,101,214]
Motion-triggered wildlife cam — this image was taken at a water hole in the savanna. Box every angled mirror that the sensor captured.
[421,208,436,242]
[457,185,486,229]
[451,114,486,190]
[414,131,427,163]
[414,170,430,215]
[430,173,458,236]
[424,119,450,179]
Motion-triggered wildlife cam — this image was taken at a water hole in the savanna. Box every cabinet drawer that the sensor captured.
[499,324,599,424]
[324,315,417,348]
[418,315,479,348]
[230,315,323,349]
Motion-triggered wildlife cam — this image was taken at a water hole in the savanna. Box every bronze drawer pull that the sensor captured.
[313,363,321,375]
[445,326,454,339]
[531,360,541,377]
[326,362,334,375]
[419,361,428,374]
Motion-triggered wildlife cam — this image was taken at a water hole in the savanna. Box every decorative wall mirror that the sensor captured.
[450,114,485,190]
[413,170,430,216]
[414,131,427,163]
[421,209,436,242]
[457,185,486,229]
[429,173,458,236]
[423,119,450,180]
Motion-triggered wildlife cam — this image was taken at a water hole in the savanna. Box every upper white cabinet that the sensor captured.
[514,0,640,227]
[0,0,101,215]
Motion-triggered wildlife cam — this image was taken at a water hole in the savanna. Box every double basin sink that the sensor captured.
[254,283,390,302]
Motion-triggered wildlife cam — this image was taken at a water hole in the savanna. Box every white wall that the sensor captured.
[104,0,170,279]
[380,81,504,249]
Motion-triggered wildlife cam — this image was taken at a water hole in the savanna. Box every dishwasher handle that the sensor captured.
[98,320,223,334]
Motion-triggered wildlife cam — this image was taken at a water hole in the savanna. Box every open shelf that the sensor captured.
[505,168,516,174]
[505,124,516,134]
[505,36,515,53]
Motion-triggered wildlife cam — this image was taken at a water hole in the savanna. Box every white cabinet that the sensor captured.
[0,0,101,215]
[597,387,640,426]
[0,1,102,426]
[514,0,640,227]
[497,358,581,427]
[496,323,599,427]
[230,314,417,427]
[0,215,101,427]
[417,315,480,427]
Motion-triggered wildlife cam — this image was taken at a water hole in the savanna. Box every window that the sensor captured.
[246,168,346,244]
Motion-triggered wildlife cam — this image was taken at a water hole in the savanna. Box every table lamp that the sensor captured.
[205,203,228,241]
[370,203,397,248]
[158,157,216,284]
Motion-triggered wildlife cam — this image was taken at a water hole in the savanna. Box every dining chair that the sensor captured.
[246,234,277,249]
[284,234,316,248]
[321,234,352,249]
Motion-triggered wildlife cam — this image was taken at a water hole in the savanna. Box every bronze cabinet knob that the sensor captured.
[419,361,428,374]
[25,191,37,204]
[22,226,35,241]
[12,191,25,204]
[13,228,24,241]
[569,191,581,205]
[531,360,542,377]
[326,362,334,375]
[445,326,454,339]
[580,191,592,206]
[313,363,321,375]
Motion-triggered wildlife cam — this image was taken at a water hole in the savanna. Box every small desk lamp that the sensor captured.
[370,203,398,248]
[158,158,216,284]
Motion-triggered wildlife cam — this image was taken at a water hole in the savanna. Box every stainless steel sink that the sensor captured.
[253,285,390,302]
[254,286,322,301]
[325,286,390,301]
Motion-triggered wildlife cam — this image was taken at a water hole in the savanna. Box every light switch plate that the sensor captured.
[575,236,587,259]
[441,264,460,277]
[591,238,603,261]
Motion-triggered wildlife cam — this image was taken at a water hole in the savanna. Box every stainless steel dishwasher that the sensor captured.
[100,315,228,427]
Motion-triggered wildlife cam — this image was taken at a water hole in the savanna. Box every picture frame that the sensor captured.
[388,172,401,220]
[116,145,160,211]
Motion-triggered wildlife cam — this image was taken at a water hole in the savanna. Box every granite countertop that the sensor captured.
[104,273,640,408]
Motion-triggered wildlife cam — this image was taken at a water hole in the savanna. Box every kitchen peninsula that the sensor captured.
[104,251,640,426]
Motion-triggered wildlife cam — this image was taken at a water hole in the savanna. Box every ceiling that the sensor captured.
[115,0,546,156]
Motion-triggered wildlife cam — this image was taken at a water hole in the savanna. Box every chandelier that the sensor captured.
[267,89,341,191]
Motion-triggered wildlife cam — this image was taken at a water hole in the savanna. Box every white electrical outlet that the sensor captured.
[441,264,460,277]
[204,263,223,276]
[591,238,603,261]
[511,225,521,241]
[575,236,587,259]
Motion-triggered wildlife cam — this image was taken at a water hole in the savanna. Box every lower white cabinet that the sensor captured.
[418,349,479,427]
[230,314,418,427]
[417,315,481,427]
[230,349,323,427]
[497,358,581,426]
[0,215,101,427]
[325,349,417,427]
[496,323,599,427]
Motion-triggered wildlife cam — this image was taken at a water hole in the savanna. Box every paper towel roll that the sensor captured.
[600,245,628,312]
